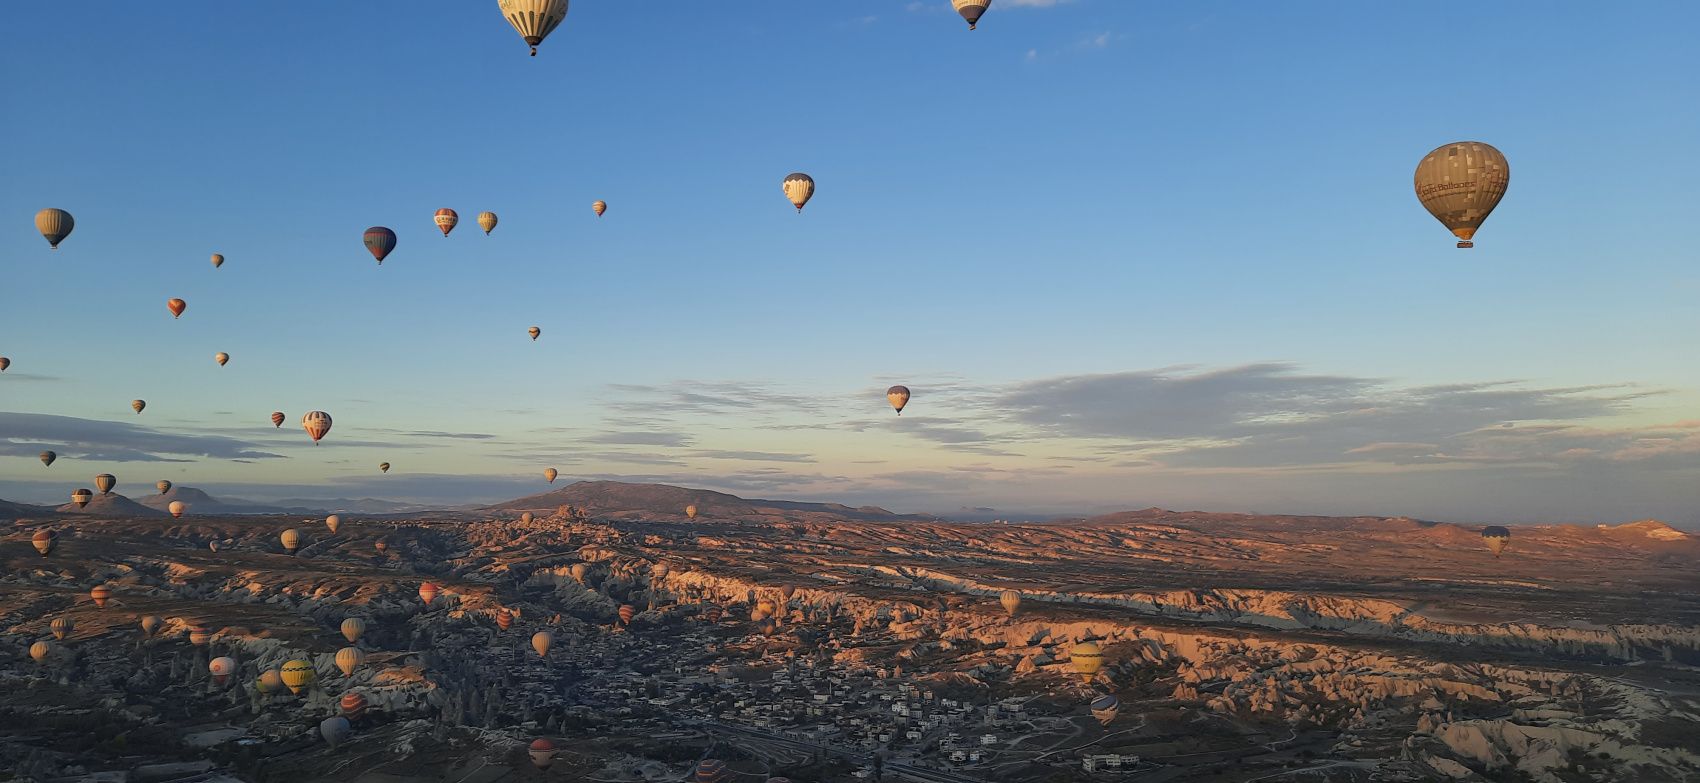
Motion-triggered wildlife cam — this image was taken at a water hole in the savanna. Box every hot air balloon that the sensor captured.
[685,504,699,521]
[189,625,213,646]
[271,411,286,428]
[695,759,732,783]
[281,659,315,694]
[528,326,541,341]
[1414,142,1510,248]
[132,399,146,414]
[167,298,186,318]
[618,604,636,626]
[90,585,112,609]
[529,738,556,769]
[1071,641,1104,683]
[211,253,224,268]
[374,539,388,554]
[532,630,554,657]
[341,617,366,643]
[140,615,161,637]
[1482,525,1511,558]
[280,528,301,554]
[363,227,396,264]
[302,411,332,443]
[336,646,365,677]
[320,716,352,749]
[378,462,390,474]
[40,450,56,467]
[544,467,558,483]
[951,0,989,29]
[499,0,569,56]
[208,540,220,552]
[256,668,283,694]
[419,582,439,606]
[155,480,171,494]
[1090,693,1120,725]
[434,208,459,237]
[168,501,187,518]
[780,584,796,600]
[887,385,911,415]
[71,488,92,508]
[478,211,498,234]
[32,529,56,556]
[209,656,237,686]
[520,512,534,524]
[496,610,514,631]
[782,172,815,212]
[325,514,341,534]
[214,352,229,366]
[35,208,74,249]
[570,563,589,585]
[340,691,368,719]
[51,617,74,640]
[592,200,607,217]
[0,357,8,372]
[30,641,52,662]
[703,605,723,623]
[95,474,115,495]
[1000,589,1021,618]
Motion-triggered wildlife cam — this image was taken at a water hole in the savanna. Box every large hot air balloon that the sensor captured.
[336,646,365,677]
[95,474,115,495]
[40,450,56,467]
[570,563,589,584]
[434,208,459,237]
[167,298,186,318]
[280,659,316,694]
[887,385,911,415]
[951,0,990,29]
[168,501,187,518]
[51,617,74,640]
[32,529,56,556]
[340,691,368,719]
[685,504,699,521]
[477,211,498,234]
[1482,525,1511,558]
[419,582,440,606]
[695,759,732,783]
[326,514,341,534]
[592,200,607,217]
[35,208,74,249]
[1414,142,1509,248]
[140,615,162,637]
[257,668,283,695]
[363,227,397,264]
[132,399,146,414]
[156,480,172,494]
[280,528,301,554]
[544,467,558,483]
[209,656,237,686]
[532,630,554,657]
[210,253,224,268]
[214,352,229,366]
[30,641,52,662]
[1090,693,1120,725]
[320,716,352,749]
[618,604,636,626]
[1000,589,1021,618]
[782,172,815,212]
[528,326,541,341]
[499,0,569,56]
[378,462,390,474]
[271,411,286,428]
[341,617,366,643]
[1071,641,1104,683]
[529,738,556,769]
[71,488,93,508]
[302,411,332,443]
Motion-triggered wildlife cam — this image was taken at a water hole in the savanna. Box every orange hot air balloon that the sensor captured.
[214,352,229,366]
[210,253,224,268]
[887,385,911,415]
[30,641,52,662]
[532,630,554,657]
[685,504,698,520]
[340,691,369,719]
[0,357,8,372]
[167,298,187,318]
[90,585,112,608]
[496,610,514,631]
[302,411,332,443]
[51,617,74,640]
[592,200,607,217]
[618,604,636,626]
[434,208,459,237]
[544,467,558,483]
[132,399,146,414]
[140,615,162,636]
[189,625,213,646]
[32,529,56,556]
[529,738,556,769]
[418,582,439,606]
[271,411,285,428]
[335,646,365,677]
[528,326,541,341]
[256,668,283,694]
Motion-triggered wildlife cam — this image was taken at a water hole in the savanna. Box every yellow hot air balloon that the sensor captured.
[685,504,698,521]
[168,500,187,518]
[1070,640,1104,683]
[335,646,365,677]
[214,352,230,366]
[280,528,302,554]
[280,659,316,694]
[499,0,569,56]
[51,617,74,640]
[532,630,554,657]
[951,0,990,30]
[325,514,341,534]
[30,641,52,662]
[477,211,498,234]
[95,473,116,495]
[132,399,146,414]
[210,253,224,268]
[341,617,366,643]
[1482,525,1511,558]
[592,200,607,217]
[782,172,815,212]
[544,468,558,483]
[36,208,74,249]
[1000,589,1021,618]
[886,385,911,415]
[1414,141,1510,248]
[528,326,541,341]
[140,615,162,637]
[302,411,332,443]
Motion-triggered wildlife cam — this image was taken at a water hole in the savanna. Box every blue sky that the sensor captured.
[2,2,1697,524]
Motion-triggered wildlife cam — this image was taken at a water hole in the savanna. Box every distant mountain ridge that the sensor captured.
[488,480,935,523]
[137,486,318,516]
[54,492,167,517]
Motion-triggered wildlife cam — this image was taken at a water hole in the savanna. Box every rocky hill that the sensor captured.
[487,480,934,523]
[52,492,168,517]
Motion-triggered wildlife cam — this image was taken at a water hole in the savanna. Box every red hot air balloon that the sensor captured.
[529,738,556,770]
[167,298,187,318]
[363,227,397,264]
[340,691,368,719]
[695,759,732,783]
[434,209,458,237]
[418,582,439,606]
[271,411,286,428]
[496,610,514,631]
[302,411,332,443]
[90,585,112,608]
[618,604,636,626]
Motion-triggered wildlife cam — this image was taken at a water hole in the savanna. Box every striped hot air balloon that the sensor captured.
[302,411,332,443]
[433,208,459,237]
[271,411,286,428]
[478,211,498,234]
[782,172,815,212]
[188,625,213,646]
[214,352,229,366]
[1000,589,1021,618]
[618,604,636,626]
[703,605,723,623]
[71,488,92,508]
[335,646,365,677]
[496,609,514,630]
[1482,525,1511,558]
[280,528,301,554]
[35,208,74,249]
[51,617,74,640]
[341,617,366,643]
[1071,641,1105,683]
[498,0,569,56]
[280,659,316,694]
[951,0,990,30]
[32,529,56,556]
[544,467,558,483]
[30,641,52,662]
[340,691,369,719]
[592,200,607,217]
[132,399,146,414]
[90,585,111,608]
[1090,693,1120,725]
[363,226,396,264]
[95,473,116,495]
[694,759,732,783]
